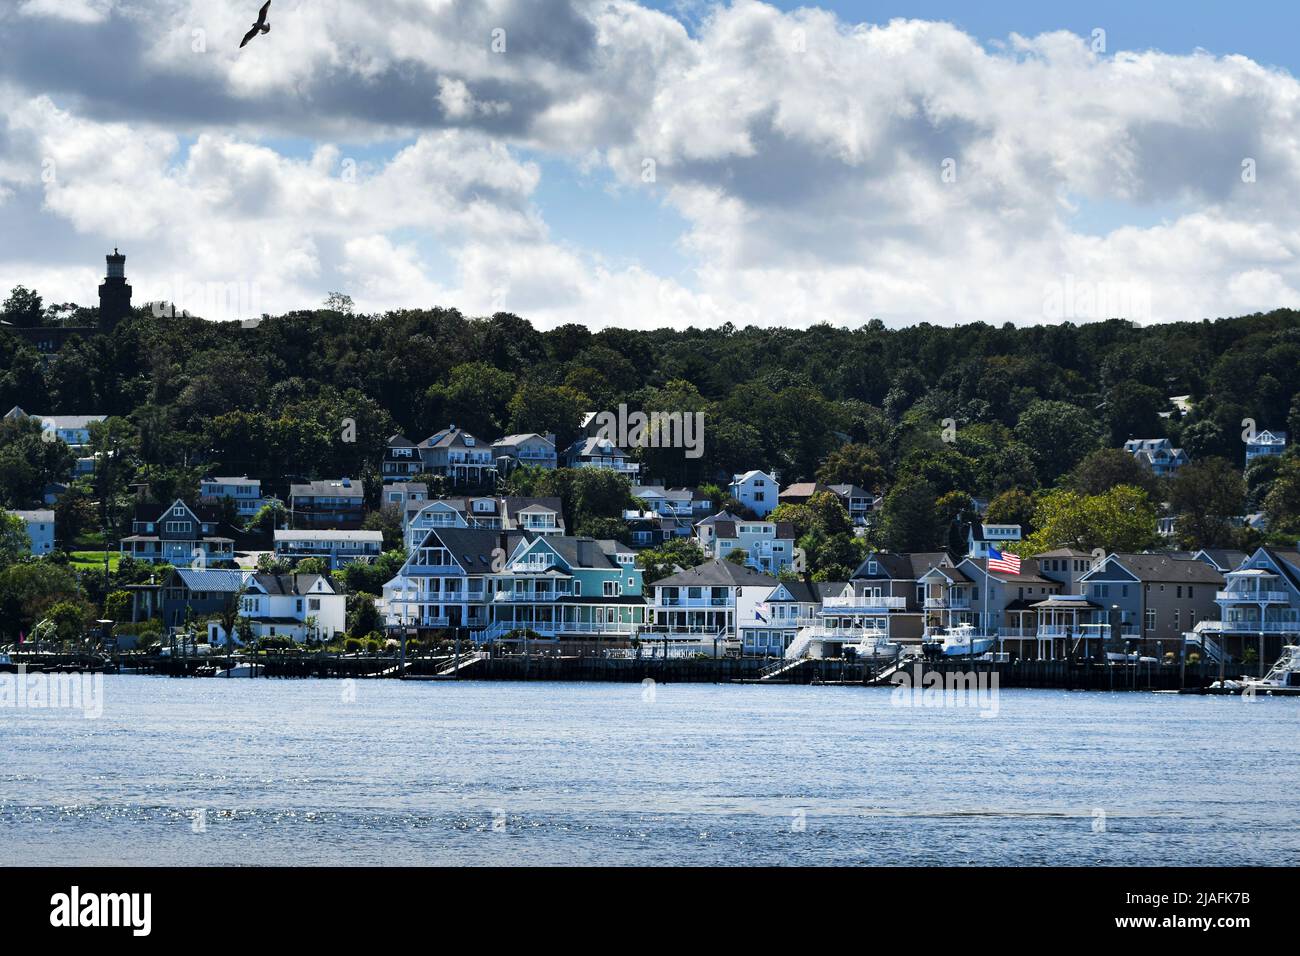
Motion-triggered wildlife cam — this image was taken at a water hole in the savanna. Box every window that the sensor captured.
[627,578,635,588]
[1122,585,1129,598]
[1173,609,1180,629]
[1145,608,1156,631]
[603,581,619,596]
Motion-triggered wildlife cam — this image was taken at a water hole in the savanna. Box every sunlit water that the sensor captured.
[2,674,1297,865]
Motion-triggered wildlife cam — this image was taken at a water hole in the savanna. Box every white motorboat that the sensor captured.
[1241,644,1300,692]
[922,624,995,657]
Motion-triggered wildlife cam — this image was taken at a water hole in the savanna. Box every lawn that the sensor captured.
[69,550,122,572]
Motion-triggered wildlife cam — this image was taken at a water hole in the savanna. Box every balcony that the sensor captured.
[495,590,561,603]
[924,597,970,609]
[1200,619,1300,634]
[655,596,730,608]
[1216,590,1290,603]
[823,596,907,611]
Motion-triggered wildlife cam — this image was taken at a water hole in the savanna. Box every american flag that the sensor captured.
[987,547,1021,575]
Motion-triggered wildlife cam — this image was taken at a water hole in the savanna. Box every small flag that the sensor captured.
[988,547,1021,575]
[754,602,768,623]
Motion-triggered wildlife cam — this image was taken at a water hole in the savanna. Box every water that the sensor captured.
[2,675,1297,865]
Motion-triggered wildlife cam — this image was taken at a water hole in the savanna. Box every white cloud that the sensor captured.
[2,1,1300,327]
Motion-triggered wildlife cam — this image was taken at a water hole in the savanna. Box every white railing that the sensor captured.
[1200,620,1300,634]
[823,596,907,611]
[924,598,971,609]
[1216,590,1291,603]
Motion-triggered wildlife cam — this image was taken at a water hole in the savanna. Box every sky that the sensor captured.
[2,0,1299,329]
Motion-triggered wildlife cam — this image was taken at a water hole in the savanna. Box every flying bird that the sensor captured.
[239,0,272,49]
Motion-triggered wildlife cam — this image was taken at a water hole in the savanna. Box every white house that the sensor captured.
[646,559,779,654]
[7,509,54,555]
[966,523,1022,558]
[4,407,105,449]
[381,482,428,512]
[273,529,384,569]
[1245,430,1287,467]
[208,573,346,644]
[728,470,779,517]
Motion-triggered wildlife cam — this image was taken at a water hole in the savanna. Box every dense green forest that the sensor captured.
[4,282,1300,636]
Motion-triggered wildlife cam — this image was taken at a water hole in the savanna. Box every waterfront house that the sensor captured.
[1198,547,1300,664]
[289,478,365,529]
[918,562,978,637]
[694,511,796,574]
[1079,553,1223,657]
[561,436,640,477]
[846,551,951,644]
[6,509,54,555]
[739,579,845,657]
[728,470,778,517]
[645,559,778,652]
[382,434,424,483]
[384,527,520,633]
[119,499,235,565]
[632,485,711,522]
[1122,438,1188,476]
[492,432,558,472]
[159,568,248,631]
[402,496,565,550]
[957,556,1067,657]
[207,573,346,644]
[482,535,646,645]
[199,476,268,520]
[273,529,384,570]
[419,426,497,485]
[1245,429,1286,466]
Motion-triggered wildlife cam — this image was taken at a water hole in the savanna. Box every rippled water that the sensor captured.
[2,674,1297,865]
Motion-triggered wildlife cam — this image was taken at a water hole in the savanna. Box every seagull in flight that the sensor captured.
[239,1,272,49]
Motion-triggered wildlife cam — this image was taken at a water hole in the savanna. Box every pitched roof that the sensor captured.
[965,556,1055,585]
[172,568,250,592]
[386,434,415,448]
[252,573,337,595]
[653,559,779,589]
[1108,553,1225,584]
[780,482,833,499]
[421,527,521,573]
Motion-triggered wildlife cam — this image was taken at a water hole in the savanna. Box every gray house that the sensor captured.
[1079,553,1223,657]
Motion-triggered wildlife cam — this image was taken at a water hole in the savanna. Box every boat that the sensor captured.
[843,626,902,662]
[1240,644,1300,693]
[922,624,995,658]
[218,661,265,678]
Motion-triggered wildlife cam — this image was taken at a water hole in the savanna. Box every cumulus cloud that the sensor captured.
[0,0,1298,327]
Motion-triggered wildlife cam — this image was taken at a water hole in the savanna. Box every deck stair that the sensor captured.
[758,657,811,682]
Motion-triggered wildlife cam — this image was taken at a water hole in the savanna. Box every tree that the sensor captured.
[985,488,1035,533]
[879,476,942,553]
[636,538,706,584]
[724,547,749,565]
[293,557,330,576]
[507,383,587,450]
[215,589,246,647]
[2,285,44,327]
[45,600,89,641]
[0,511,30,570]
[1066,447,1162,500]
[347,594,381,637]
[816,443,885,491]
[1169,457,1246,549]
[362,506,404,551]
[1014,400,1104,485]
[1103,380,1167,446]
[104,589,132,622]
[1263,452,1300,532]
[0,561,82,638]
[1017,486,1158,555]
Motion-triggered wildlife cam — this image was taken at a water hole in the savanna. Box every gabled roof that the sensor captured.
[386,434,416,448]
[134,498,222,524]
[418,527,521,573]
[422,426,485,450]
[544,536,618,570]
[1101,553,1225,584]
[251,573,337,596]
[767,579,821,604]
[1193,549,1248,573]
[696,510,742,527]
[567,436,630,458]
[1259,548,1300,591]
[731,469,776,484]
[493,432,555,449]
[827,483,871,498]
[653,559,778,589]
[962,556,1055,585]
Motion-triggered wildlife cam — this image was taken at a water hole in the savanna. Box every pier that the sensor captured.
[4,648,1264,689]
